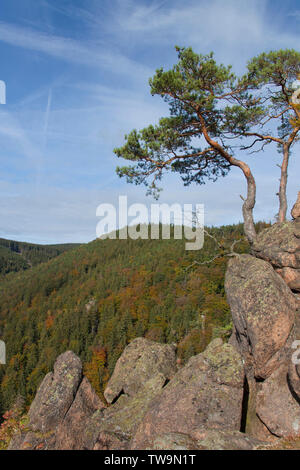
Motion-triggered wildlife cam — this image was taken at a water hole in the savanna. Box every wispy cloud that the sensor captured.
[108,0,299,69]
[114,0,267,42]
[40,0,104,28]
[0,21,151,81]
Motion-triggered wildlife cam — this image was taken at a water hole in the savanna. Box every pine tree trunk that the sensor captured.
[278,144,289,223]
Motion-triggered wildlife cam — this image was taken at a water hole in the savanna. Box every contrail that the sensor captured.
[35,87,52,191]
[43,88,52,143]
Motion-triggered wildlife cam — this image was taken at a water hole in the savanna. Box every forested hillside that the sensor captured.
[0,223,268,415]
[0,238,80,276]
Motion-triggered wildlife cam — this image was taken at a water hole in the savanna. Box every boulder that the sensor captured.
[104,337,177,403]
[292,192,300,219]
[28,351,82,433]
[83,373,167,450]
[256,364,300,438]
[225,254,297,379]
[131,339,244,450]
[251,219,300,270]
[276,267,300,292]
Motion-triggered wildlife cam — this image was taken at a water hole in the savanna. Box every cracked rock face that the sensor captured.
[225,254,297,380]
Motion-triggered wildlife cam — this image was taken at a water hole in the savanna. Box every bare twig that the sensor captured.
[184,234,244,273]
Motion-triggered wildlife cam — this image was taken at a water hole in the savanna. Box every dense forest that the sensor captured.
[0,223,268,415]
[0,238,80,276]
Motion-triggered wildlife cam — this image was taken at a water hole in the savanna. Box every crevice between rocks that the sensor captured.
[110,389,125,405]
[240,376,249,433]
[162,378,170,388]
[255,413,281,439]
[61,376,83,422]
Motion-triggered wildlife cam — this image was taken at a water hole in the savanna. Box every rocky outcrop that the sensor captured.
[225,204,300,443]
[131,338,245,449]
[104,337,176,403]
[9,338,251,450]
[225,254,297,380]
[9,339,178,450]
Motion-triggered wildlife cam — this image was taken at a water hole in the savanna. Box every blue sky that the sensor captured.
[0,0,299,243]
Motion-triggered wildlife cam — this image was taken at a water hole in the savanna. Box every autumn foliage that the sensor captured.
[0,223,268,415]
